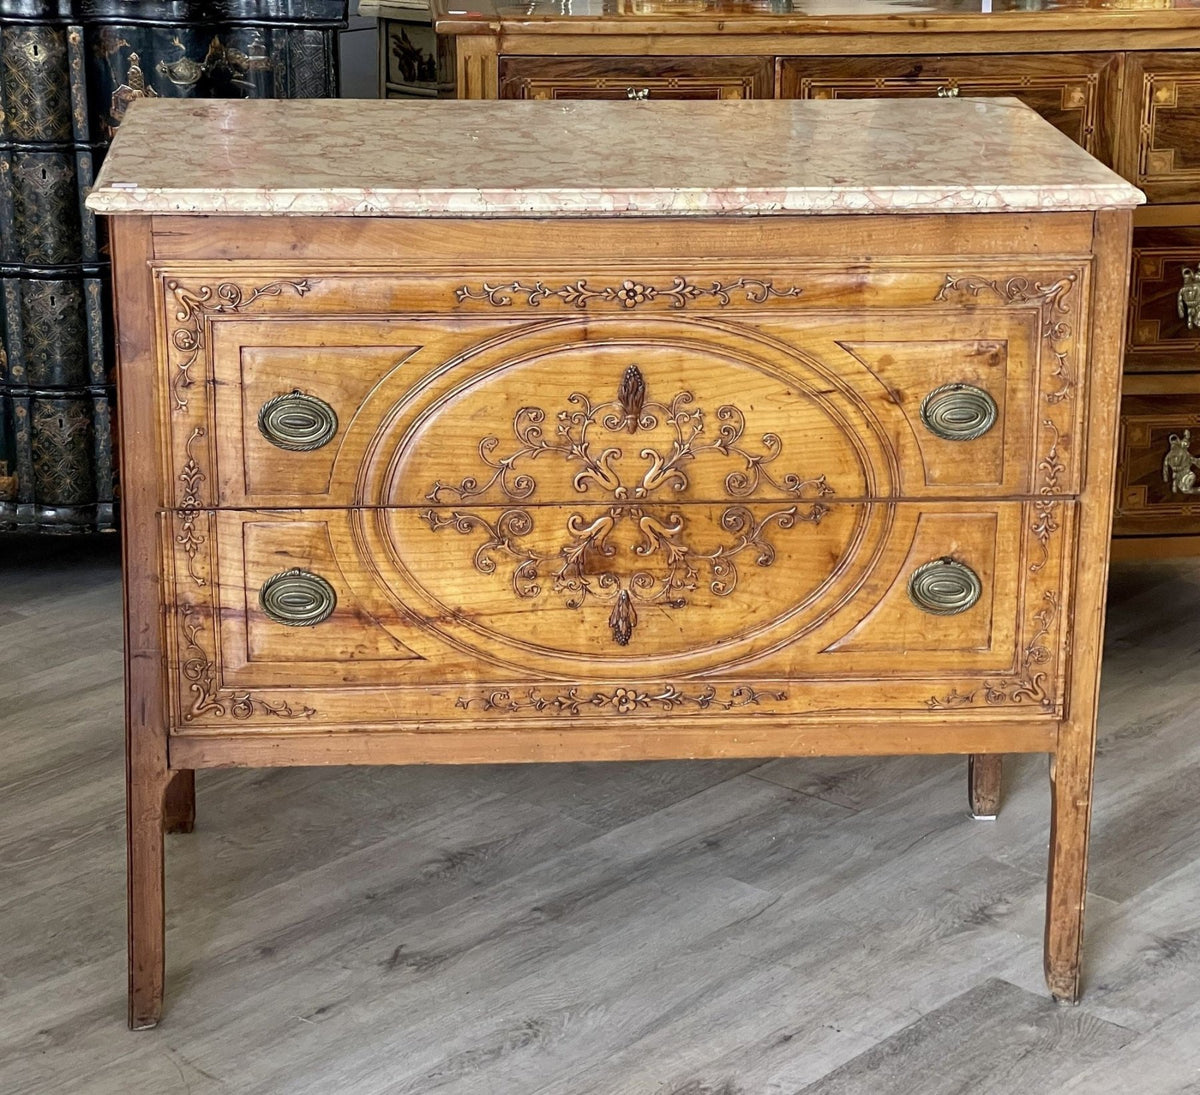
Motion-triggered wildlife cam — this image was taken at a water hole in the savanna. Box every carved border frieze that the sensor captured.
[176,426,207,587]
[454,683,787,716]
[454,276,803,310]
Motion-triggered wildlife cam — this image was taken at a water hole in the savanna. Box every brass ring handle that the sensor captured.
[257,390,338,451]
[919,383,998,442]
[1177,267,1200,330]
[936,86,960,98]
[259,569,337,627]
[626,87,651,100]
[1163,428,1200,494]
[908,558,982,616]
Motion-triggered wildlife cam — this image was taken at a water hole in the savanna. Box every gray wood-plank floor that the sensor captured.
[3,534,1200,1095]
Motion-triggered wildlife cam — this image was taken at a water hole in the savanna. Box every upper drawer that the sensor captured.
[1126,226,1200,373]
[499,57,773,101]
[1124,53,1200,204]
[779,53,1118,166]
[156,265,1088,510]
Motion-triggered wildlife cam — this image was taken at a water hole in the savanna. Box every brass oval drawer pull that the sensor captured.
[259,568,337,627]
[626,87,650,100]
[919,383,997,442]
[257,390,338,451]
[936,85,960,98]
[908,557,981,616]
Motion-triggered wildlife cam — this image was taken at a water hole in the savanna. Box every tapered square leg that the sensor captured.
[1045,749,1094,1004]
[968,754,1002,819]
[163,770,196,834]
[128,762,170,1029]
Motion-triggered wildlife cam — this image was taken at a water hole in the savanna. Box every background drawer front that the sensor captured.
[1115,393,1200,537]
[1128,227,1200,372]
[167,267,1083,509]
[778,53,1117,164]
[1125,52,1200,204]
[164,499,1072,731]
[498,57,773,100]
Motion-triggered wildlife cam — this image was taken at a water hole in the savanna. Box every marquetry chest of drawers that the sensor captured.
[87,96,1141,1027]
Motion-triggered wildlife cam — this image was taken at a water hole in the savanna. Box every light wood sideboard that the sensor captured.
[87,96,1140,1027]
[362,0,1200,558]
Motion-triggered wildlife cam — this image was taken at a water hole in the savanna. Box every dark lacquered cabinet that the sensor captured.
[0,0,347,533]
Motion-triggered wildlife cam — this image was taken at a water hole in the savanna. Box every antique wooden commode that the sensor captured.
[87,96,1142,1028]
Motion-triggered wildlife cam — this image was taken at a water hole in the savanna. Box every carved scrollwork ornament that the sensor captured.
[259,569,337,627]
[257,390,338,451]
[908,558,982,616]
[919,383,998,442]
[421,364,831,645]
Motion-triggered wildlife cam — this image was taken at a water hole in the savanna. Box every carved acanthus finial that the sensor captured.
[609,589,637,646]
[617,365,646,433]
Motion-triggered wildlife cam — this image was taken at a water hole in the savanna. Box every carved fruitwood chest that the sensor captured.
[87,96,1141,1026]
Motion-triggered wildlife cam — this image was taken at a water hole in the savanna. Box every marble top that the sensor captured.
[86,97,1144,218]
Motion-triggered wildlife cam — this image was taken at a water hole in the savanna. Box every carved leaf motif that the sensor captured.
[168,279,310,412]
[609,590,637,646]
[617,365,646,434]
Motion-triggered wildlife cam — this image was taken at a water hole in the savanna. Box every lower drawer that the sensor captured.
[1115,392,1200,537]
[164,500,1074,733]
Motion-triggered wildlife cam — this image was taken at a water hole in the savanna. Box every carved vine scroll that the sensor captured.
[421,365,832,646]
[454,684,788,716]
[167,278,310,412]
[454,276,803,311]
[179,604,317,723]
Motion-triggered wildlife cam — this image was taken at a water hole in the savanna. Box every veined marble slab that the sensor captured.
[86,97,1143,217]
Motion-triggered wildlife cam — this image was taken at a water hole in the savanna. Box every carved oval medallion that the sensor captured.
[258,390,338,451]
[259,569,337,627]
[919,384,997,442]
[337,319,902,676]
[907,558,982,616]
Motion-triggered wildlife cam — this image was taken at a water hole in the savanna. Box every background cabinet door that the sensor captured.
[1124,52,1200,204]
[499,57,772,100]
[779,53,1118,165]
[1115,393,1200,539]
[1126,227,1200,373]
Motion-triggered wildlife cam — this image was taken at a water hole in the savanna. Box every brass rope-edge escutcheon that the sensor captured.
[257,390,338,451]
[919,383,997,442]
[908,558,982,616]
[259,569,337,627]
